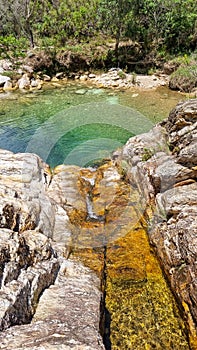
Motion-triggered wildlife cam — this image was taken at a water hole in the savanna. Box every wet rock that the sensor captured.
[75,88,86,95]
[47,164,87,247]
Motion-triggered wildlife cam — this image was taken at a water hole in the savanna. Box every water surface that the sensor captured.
[0,83,186,167]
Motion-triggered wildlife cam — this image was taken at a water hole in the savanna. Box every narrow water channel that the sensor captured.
[70,161,190,349]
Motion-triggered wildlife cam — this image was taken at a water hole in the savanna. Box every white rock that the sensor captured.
[3,80,12,91]
[79,75,87,81]
[18,74,30,89]
[0,59,12,71]
[0,75,10,86]
[43,74,51,81]
[89,73,96,78]
[31,79,38,87]
[56,72,64,79]
[22,65,33,73]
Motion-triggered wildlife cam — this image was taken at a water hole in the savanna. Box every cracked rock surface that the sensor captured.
[0,150,104,349]
[0,259,104,350]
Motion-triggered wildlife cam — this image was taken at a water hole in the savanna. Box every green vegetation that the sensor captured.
[169,65,197,92]
[0,0,196,71]
[168,52,197,92]
[142,147,155,161]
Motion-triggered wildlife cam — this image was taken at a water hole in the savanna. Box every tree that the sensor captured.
[0,0,42,48]
[127,0,197,53]
[99,0,133,58]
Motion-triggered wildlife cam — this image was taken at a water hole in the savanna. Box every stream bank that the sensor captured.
[0,65,169,93]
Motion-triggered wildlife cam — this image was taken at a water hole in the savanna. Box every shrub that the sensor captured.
[0,35,28,59]
[169,65,197,92]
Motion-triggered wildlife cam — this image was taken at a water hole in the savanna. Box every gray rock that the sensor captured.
[0,150,104,348]
[22,65,34,74]
[0,228,59,331]
[0,258,104,350]
[0,60,12,71]
[0,150,55,237]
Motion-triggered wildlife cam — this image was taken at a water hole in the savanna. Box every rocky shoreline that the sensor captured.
[0,99,196,348]
[0,58,169,93]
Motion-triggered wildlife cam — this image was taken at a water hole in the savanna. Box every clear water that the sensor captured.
[0,82,186,167]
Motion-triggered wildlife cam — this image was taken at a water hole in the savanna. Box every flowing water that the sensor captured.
[0,82,191,349]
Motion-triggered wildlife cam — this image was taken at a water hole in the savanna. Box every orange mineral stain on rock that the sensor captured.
[70,161,190,349]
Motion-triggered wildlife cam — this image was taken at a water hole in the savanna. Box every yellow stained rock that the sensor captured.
[70,161,190,349]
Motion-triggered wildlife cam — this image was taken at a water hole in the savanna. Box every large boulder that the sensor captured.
[0,150,55,237]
